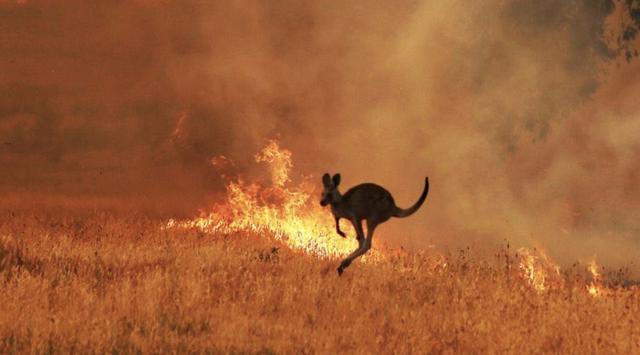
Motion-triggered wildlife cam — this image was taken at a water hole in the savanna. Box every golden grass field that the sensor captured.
[1,209,640,354]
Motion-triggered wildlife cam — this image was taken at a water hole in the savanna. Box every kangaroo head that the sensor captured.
[320,173,341,206]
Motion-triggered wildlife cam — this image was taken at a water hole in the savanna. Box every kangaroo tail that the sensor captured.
[393,177,429,218]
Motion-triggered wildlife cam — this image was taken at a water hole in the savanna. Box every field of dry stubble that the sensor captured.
[1,210,640,354]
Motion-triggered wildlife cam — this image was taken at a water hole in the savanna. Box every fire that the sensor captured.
[165,139,612,292]
[586,259,603,297]
[516,248,610,296]
[254,140,292,187]
[167,140,357,257]
[517,247,561,292]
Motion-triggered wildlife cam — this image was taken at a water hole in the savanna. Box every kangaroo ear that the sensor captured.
[322,173,331,186]
[332,173,341,187]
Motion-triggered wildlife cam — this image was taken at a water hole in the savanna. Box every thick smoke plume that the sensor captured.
[1,1,639,268]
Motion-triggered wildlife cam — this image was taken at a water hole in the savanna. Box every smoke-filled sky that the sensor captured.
[2,0,640,266]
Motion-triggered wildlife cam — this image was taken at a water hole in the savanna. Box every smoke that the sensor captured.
[1,1,639,266]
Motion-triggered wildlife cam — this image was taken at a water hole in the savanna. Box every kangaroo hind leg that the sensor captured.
[363,219,378,254]
[337,218,379,275]
[337,219,366,275]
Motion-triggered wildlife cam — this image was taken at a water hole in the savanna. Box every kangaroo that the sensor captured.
[320,173,429,275]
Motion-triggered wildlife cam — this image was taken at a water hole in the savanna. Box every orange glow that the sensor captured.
[587,259,603,297]
[518,247,561,292]
[167,140,357,257]
[171,111,188,141]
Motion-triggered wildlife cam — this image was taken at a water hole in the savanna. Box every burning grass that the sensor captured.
[2,140,639,353]
[1,211,640,353]
[166,140,360,257]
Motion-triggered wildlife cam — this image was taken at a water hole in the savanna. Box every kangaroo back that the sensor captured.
[393,177,429,218]
[341,183,396,219]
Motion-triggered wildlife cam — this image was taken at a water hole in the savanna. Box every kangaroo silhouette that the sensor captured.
[320,173,429,275]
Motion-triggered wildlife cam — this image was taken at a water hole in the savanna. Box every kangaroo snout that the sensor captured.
[320,191,331,206]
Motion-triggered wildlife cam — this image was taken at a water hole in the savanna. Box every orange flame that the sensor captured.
[586,259,603,297]
[167,140,357,257]
[516,248,612,296]
[254,140,292,187]
[518,247,561,292]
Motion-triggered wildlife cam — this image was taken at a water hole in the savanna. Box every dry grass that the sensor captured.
[1,211,639,354]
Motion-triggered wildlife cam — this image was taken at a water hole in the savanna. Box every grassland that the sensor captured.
[1,210,639,354]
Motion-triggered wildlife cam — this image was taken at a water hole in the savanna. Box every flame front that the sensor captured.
[167,140,356,257]
[165,140,615,292]
[586,259,603,297]
[518,247,561,292]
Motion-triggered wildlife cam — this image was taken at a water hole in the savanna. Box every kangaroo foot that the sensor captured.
[337,259,352,275]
